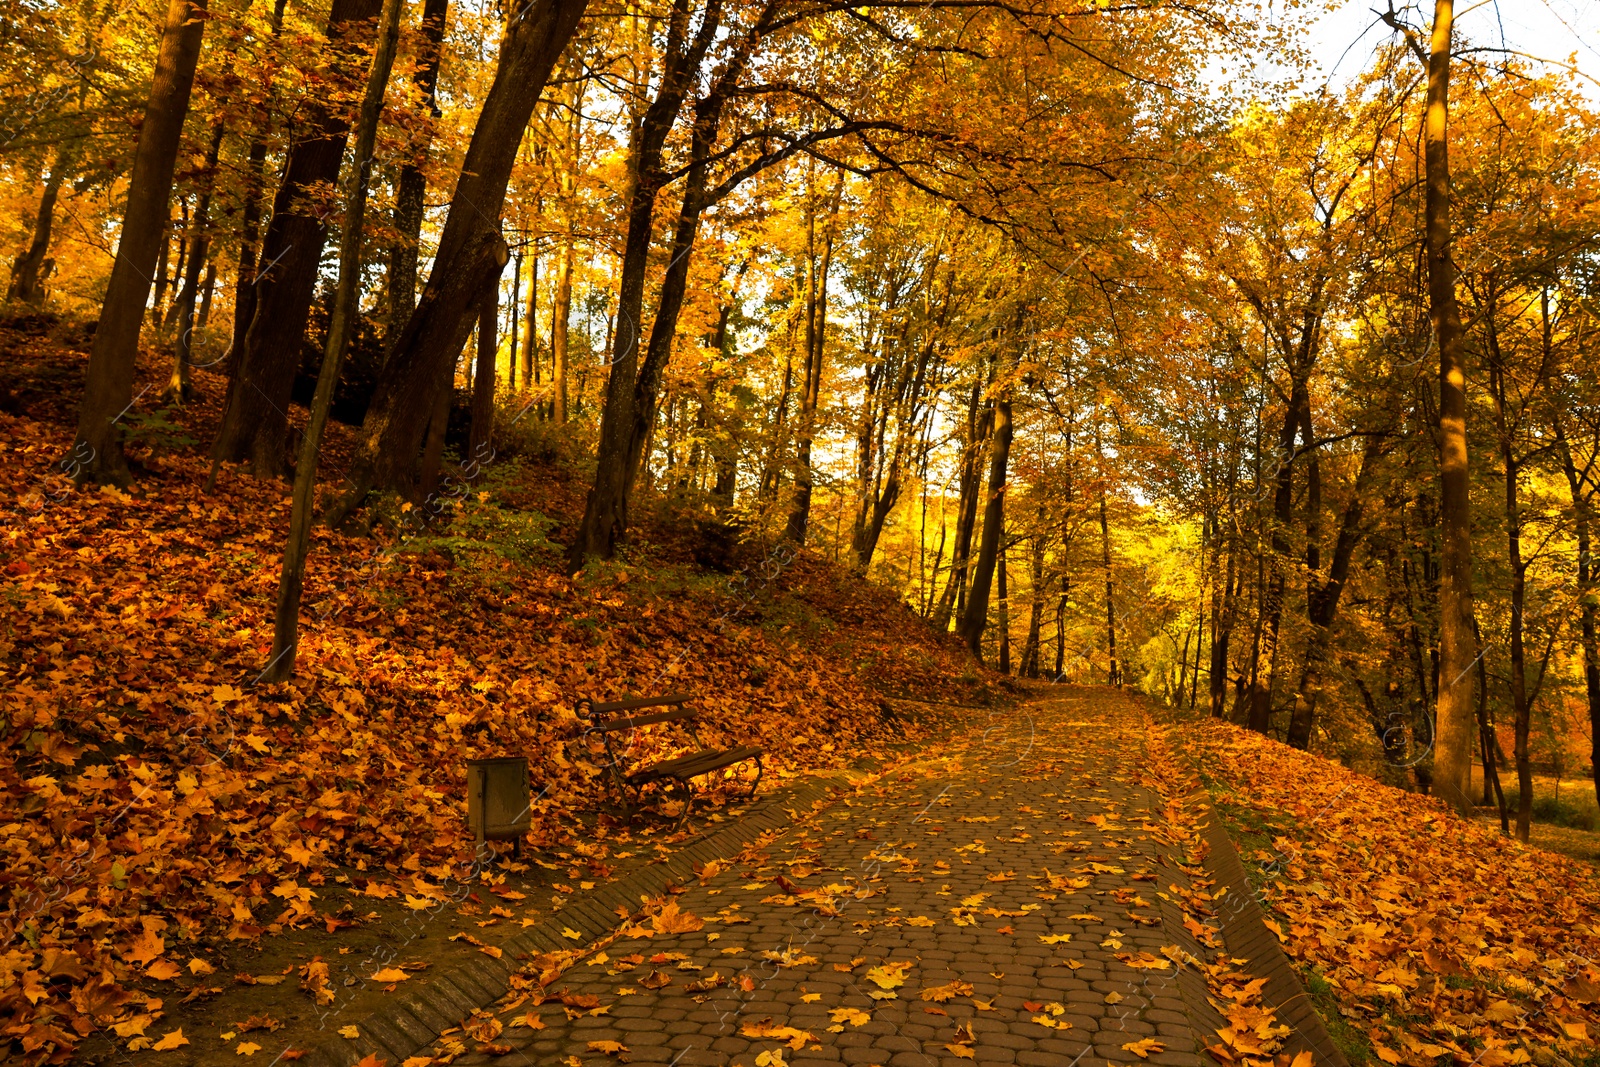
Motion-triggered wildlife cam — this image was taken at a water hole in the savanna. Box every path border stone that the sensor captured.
[298,766,879,1067]
[1200,808,1351,1067]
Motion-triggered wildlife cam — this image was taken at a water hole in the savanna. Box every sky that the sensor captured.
[1261,0,1600,97]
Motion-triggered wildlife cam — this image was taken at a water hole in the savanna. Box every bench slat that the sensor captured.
[587,693,691,715]
[586,706,697,733]
[630,746,763,783]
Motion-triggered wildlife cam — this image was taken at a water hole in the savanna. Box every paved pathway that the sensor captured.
[426,689,1220,1067]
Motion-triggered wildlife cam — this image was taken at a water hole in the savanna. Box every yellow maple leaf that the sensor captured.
[864,961,913,990]
[741,1021,815,1050]
[1122,1039,1165,1059]
[921,980,975,1002]
[145,959,182,981]
[152,1029,188,1051]
[236,1042,260,1056]
[652,900,705,934]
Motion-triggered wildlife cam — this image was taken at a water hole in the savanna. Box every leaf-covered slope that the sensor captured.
[0,323,987,1064]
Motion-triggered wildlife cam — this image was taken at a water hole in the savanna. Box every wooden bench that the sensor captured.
[577,693,763,820]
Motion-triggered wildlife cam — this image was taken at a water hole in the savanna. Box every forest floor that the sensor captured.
[0,315,998,1064]
[4,316,1600,1067]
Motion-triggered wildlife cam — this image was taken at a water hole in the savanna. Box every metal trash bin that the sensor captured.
[466,756,532,847]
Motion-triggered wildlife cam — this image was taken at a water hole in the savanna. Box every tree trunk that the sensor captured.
[566,0,725,565]
[385,0,449,339]
[1246,377,1308,731]
[1286,435,1381,748]
[8,146,74,303]
[1209,538,1236,716]
[418,367,453,500]
[151,211,175,328]
[506,251,520,392]
[621,85,746,508]
[785,175,840,545]
[1020,529,1045,678]
[470,273,499,462]
[263,0,403,682]
[160,197,190,334]
[166,122,225,403]
[225,0,289,364]
[1488,344,1533,841]
[66,0,207,485]
[327,0,588,519]
[524,251,540,393]
[1054,572,1069,678]
[1555,416,1600,811]
[1177,626,1191,707]
[212,0,386,477]
[997,539,1012,674]
[550,233,572,422]
[1425,0,1475,814]
[956,369,1014,658]
[1099,468,1118,686]
[933,379,990,630]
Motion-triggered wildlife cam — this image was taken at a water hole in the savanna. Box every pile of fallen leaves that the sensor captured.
[1171,719,1600,1067]
[0,327,984,1063]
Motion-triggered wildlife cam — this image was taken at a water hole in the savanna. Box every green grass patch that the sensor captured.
[1301,966,1373,1067]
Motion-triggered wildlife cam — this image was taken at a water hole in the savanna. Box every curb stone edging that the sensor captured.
[1135,698,1351,1067]
[300,768,869,1067]
[1201,814,1351,1067]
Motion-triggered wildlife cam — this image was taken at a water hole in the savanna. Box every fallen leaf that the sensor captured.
[152,1029,189,1051]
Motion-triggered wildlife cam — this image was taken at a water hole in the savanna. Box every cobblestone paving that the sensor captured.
[428,689,1218,1067]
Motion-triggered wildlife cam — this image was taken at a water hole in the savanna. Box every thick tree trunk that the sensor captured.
[385,0,449,339]
[263,0,403,682]
[328,0,588,519]
[1424,0,1475,814]
[212,0,385,477]
[8,146,75,303]
[418,368,453,500]
[66,0,207,485]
